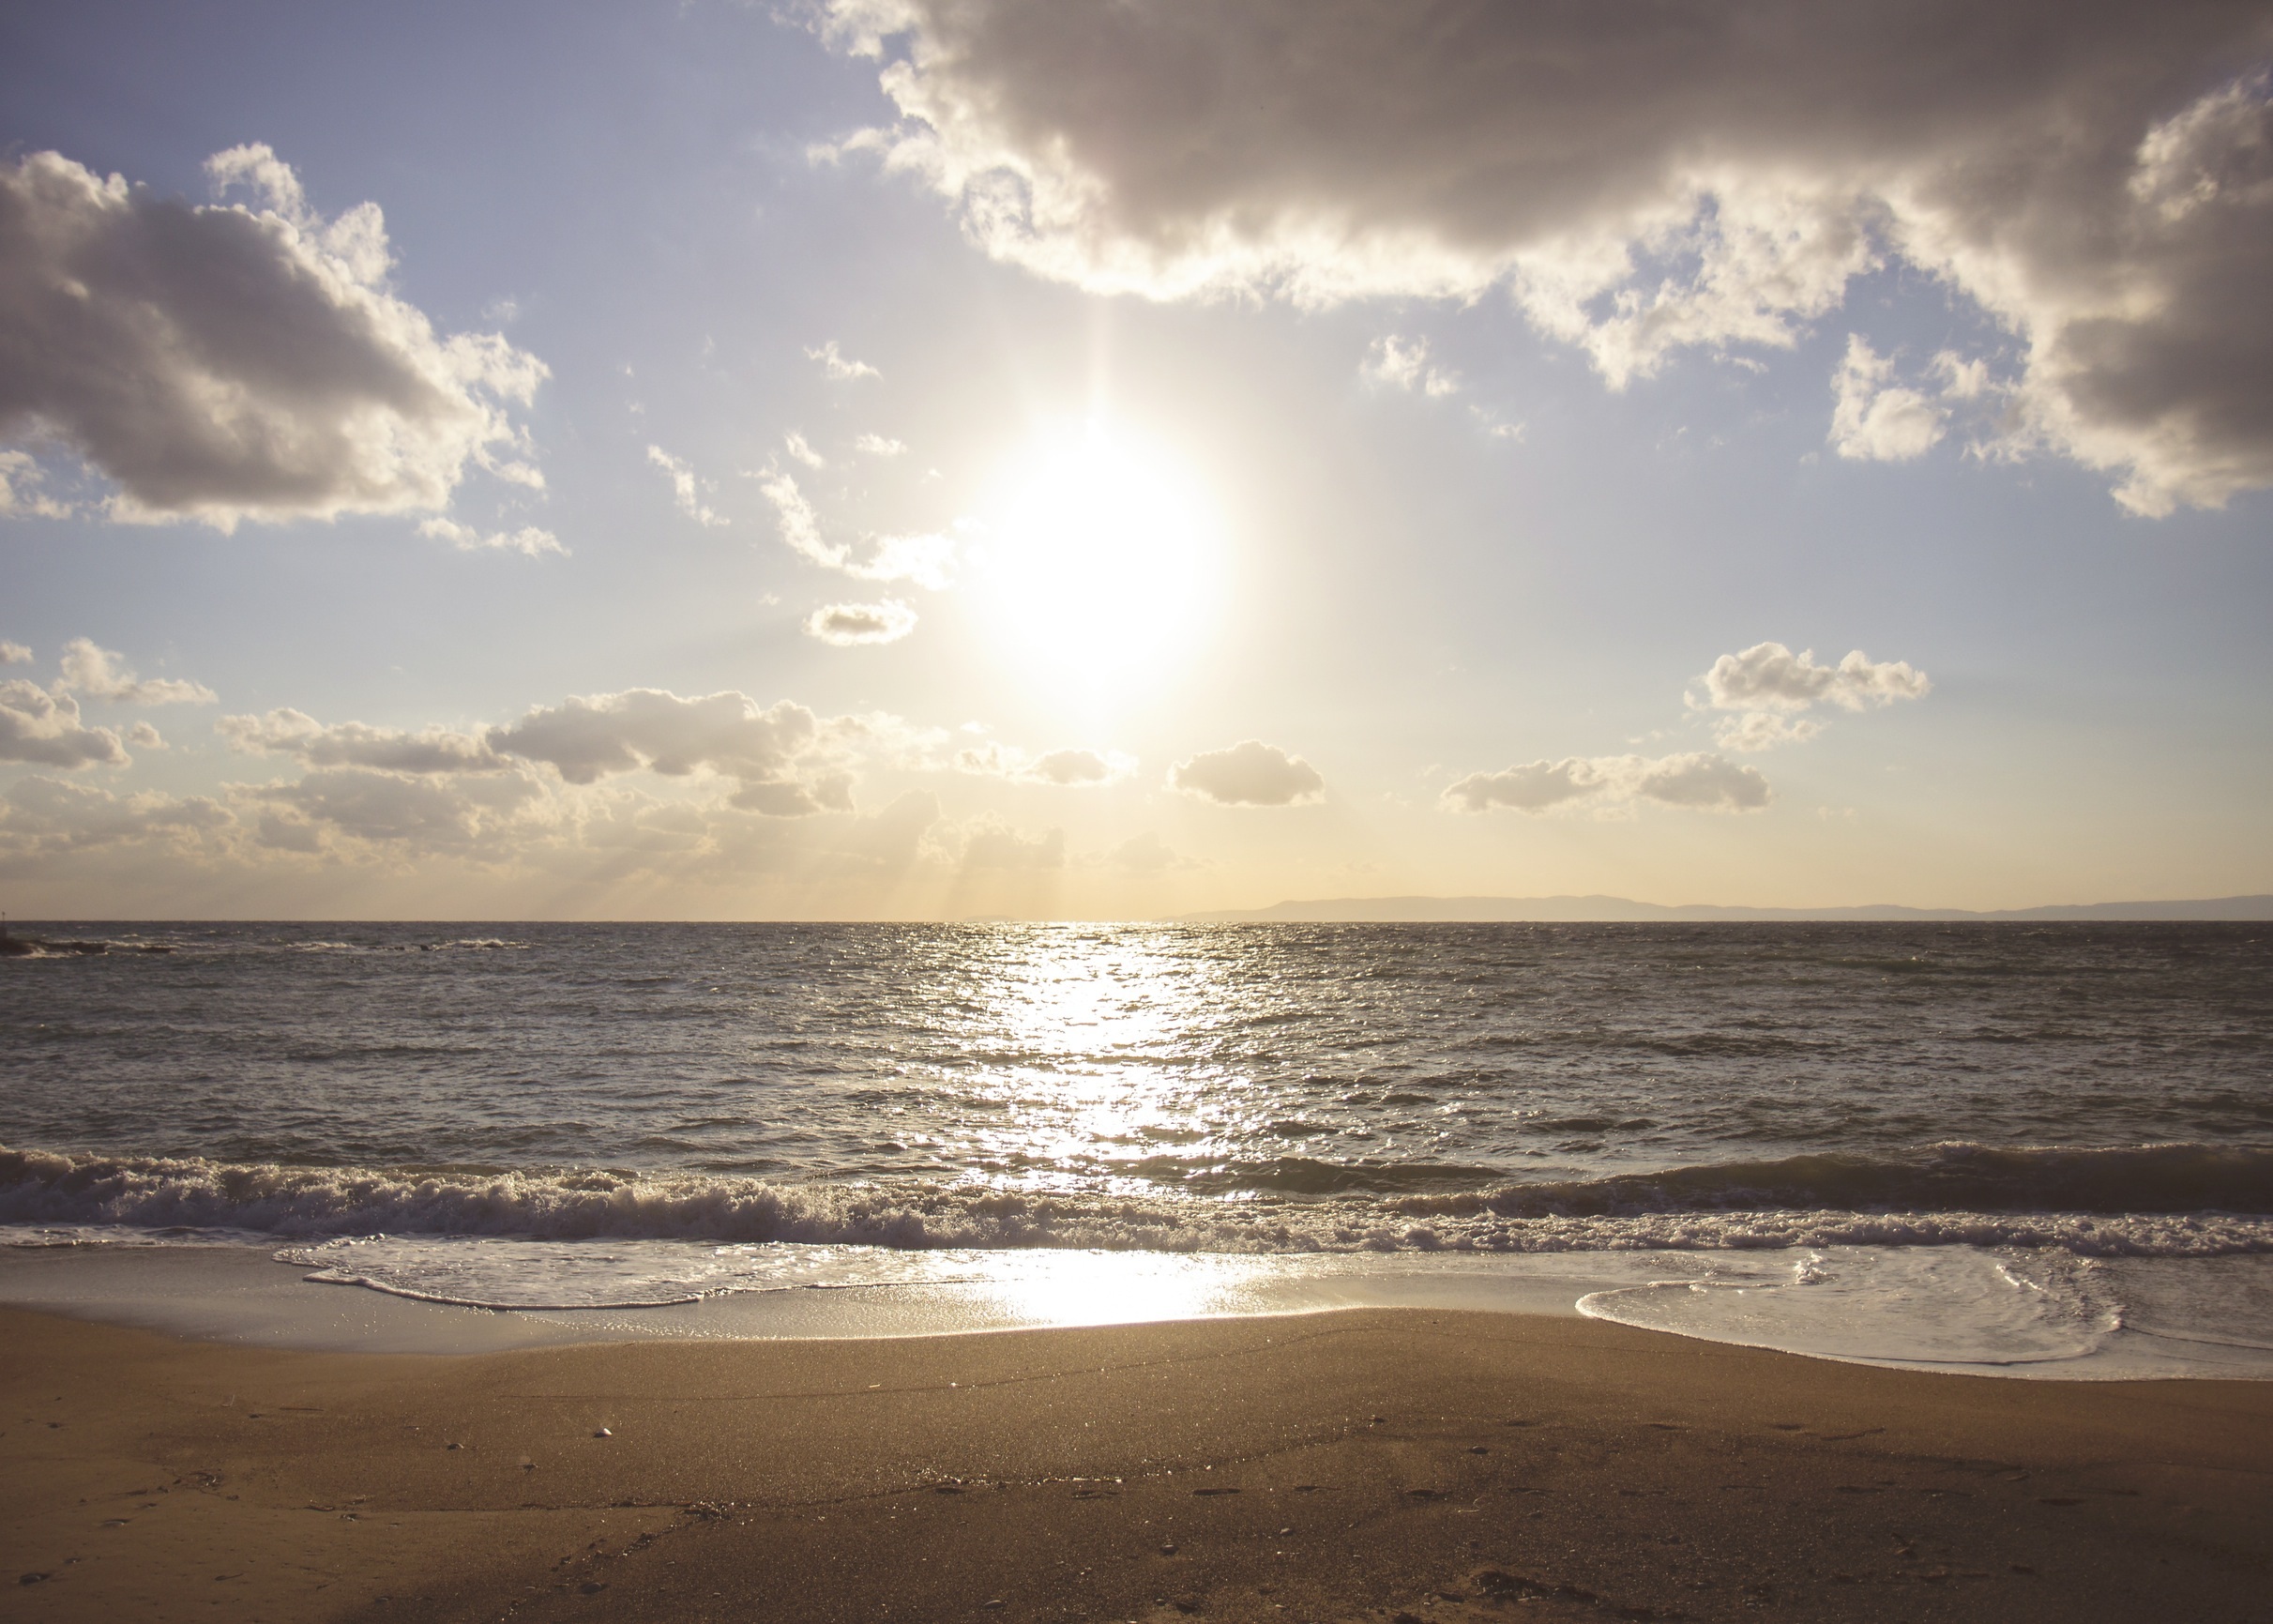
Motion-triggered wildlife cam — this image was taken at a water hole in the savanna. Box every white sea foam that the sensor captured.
[1578,1246,2123,1369]
[5,1144,2270,1258]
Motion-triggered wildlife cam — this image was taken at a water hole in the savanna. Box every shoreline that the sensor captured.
[7,1304,2273,1623]
[7,1237,2273,1381]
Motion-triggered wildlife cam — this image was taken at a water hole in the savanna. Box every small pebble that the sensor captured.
[1160,1543,1177,1556]
[594,1428,613,1438]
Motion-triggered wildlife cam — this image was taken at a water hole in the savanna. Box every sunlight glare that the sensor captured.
[977,421,1221,690]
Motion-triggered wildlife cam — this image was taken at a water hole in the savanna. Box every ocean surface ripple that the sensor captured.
[3,921,2270,1309]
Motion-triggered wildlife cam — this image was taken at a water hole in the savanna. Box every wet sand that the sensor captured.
[4,1304,2268,1624]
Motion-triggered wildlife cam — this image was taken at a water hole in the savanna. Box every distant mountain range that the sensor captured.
[1182,893,2273,923]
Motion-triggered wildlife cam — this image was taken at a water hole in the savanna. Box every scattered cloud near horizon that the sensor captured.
[955,742,1132,786]
[1172,740,1325,807]
[1446,751,1770,815]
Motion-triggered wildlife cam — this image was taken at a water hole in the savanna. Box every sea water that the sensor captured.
[2,921,2268,1374]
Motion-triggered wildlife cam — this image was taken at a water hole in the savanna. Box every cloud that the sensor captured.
[806,340,878,380]
[0,680,128,767]
[1171,739,1325,806]
[0,450,70,518]
[219,707,506,774]
[0,642,30,664]
[485,689,855,813]
[417,517,565,557]
[1445,751,1769,814]
[756,470,957,586]
[1363,334,1460,397]
[245,766,541,854]
[805,600,918,645]
[1697,642,1931,713]
[784,430,828,470]
[819,3,2273,513]
[1710,711,1825,753]
[953,815,1066,870]
[1093,830,1199,874]
[647,446,727,526]
[855,433,907,457]
[0,145,546,529]
[56,639,216,705]
[0,775,228,855]
[954,741,1132,784]
[125,721,165,749]
[1828,336,1947,462]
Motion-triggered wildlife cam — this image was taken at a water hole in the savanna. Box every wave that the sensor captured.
[3,1141,2270,1258]
[1390,1143,2273,1219]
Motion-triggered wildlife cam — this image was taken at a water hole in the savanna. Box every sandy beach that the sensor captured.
[5,1305,2268,1624]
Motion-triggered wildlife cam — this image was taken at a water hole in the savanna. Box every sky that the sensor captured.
[1,0,2268,919]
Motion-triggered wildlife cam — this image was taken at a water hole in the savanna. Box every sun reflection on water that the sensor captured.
[932,927,1256,1195]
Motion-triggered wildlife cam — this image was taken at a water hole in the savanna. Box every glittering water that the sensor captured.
[3,920,2271,1369]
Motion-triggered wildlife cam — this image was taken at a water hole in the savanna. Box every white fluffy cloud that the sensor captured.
[0,450,69,518]
[1694,641,1929,751]
[647,446,727,527]
[485,689,856,814]
[954,741,1131,785]
[1445,751,1770,814]
[219,707,505,774]
[0,146,545,529]
[246,766,541,855]
[417,517,565,557]
[56,638,216,705]
[806,340,878,380]
[0,642,33,665]
[1362,334,1459,398]
[1170,739,1325,807]
[0,680,129,767]
[1828,336,1947,462]
[805,600,918,645]
[756,470,957,587]
[1699,642,1931,713]
[1093,830,1199,874]
[0,775,228,854]
[855,433,907,458]
[953,815,1066,870]
[821,2,2273,513]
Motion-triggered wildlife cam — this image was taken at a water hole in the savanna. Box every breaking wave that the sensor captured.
[4,1141,2270,1258]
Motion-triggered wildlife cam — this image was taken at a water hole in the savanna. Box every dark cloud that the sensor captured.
[826,0,2273,511]
[0,145,544,528]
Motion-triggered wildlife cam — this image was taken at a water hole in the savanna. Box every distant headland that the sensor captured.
[1181,893,2273,923]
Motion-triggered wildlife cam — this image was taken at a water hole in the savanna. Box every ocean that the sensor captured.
[4,920,2271,1374]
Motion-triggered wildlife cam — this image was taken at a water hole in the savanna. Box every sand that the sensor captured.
[4,1304,2269,1624]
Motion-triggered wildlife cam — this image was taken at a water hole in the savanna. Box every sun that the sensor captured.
[975,420,1221,692]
